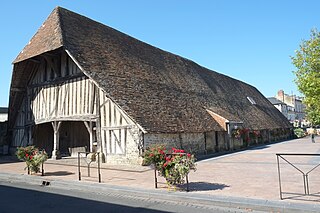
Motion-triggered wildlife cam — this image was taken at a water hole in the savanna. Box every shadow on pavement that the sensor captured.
[0,155,20,164]
[248,144,271,150]
[0,184,170,213]
[44,171,75,176]
[181,181,230,192]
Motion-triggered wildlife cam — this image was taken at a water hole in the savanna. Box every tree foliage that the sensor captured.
[291,29,320,125]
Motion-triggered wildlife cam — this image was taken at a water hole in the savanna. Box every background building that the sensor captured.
[0,107,8,122]
[269,90,307,127]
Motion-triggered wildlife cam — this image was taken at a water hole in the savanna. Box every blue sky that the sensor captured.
[1,0,320,107]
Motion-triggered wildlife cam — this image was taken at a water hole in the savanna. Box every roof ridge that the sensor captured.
[13,6,64,63]
[54,6,65,47]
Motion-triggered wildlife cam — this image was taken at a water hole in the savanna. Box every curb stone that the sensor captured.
[0,172,319,213]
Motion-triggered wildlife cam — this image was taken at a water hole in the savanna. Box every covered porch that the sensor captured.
[33,120,97,159]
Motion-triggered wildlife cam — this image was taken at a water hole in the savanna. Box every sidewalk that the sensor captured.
[1,137,320,212]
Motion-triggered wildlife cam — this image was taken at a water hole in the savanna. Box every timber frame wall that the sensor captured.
[11,50,144,164]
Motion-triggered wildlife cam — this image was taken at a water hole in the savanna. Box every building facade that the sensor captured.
[8,7,292,164]
[271,90,307,127]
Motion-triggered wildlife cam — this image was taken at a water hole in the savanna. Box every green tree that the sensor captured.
[291,29,320,125]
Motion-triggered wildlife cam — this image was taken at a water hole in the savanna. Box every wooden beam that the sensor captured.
[84,121,94,152]
[101,125,133,131]
[29,58,41,64]
[95,86,103,161]
[51,121,62,159]
[11,87,25,92]
[34,115,97,125]
[28,73,85,88]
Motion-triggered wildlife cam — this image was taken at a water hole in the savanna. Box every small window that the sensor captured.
[247,96,256,105]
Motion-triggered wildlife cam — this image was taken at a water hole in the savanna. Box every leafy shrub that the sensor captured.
[294,128,306,138]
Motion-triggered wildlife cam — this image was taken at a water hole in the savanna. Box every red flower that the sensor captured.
[163,162,168,168]
[187,153,191,158]
[149,153,154,157]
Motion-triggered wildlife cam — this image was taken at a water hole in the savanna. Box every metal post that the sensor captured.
[78,152,81,181]
[98,152,101,183]
[41,163,44,176]
[88,164,90,177]
[306,174,309,195]
[276,155,283,200]
[303,174,307,195]
[154,165,158,188]
[186,174,189,192]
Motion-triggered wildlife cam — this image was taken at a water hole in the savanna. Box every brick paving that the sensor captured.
[1,136,320,204]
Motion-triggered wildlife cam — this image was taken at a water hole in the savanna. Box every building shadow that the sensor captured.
[0,155,20,164]
[0,184,171,213]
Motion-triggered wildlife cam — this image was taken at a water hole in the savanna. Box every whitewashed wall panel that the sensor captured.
[99,89,139,155]
[12,98,28,147]
[29,77,96,124]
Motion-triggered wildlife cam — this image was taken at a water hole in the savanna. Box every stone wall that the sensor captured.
[105,127,293,165]
[144,131,228,155]
[104,127,143,165]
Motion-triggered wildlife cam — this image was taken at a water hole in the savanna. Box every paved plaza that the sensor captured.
[1,136,320,205]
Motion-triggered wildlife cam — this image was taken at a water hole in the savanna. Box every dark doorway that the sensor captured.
[33,123,53,156]
[59,121,90,156]
[33,121,90,157]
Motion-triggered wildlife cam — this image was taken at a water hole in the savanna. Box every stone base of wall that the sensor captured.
[105,154,143,165]
[144,131,228,156]
[143,128,292,165]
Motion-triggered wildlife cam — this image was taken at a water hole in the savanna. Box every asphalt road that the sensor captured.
[0,181,262,213]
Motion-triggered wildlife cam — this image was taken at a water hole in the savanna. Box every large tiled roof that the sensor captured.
[10,7,291,133]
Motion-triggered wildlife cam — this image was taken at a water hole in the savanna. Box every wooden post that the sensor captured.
[84,121,94,152]
[51,121,62,159]
[95,87,105,162]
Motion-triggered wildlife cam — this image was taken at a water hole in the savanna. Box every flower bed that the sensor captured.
[144,145,196,186]
[16,146,48,174]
